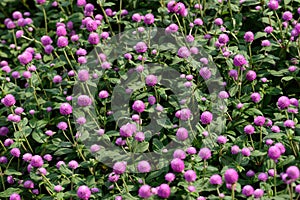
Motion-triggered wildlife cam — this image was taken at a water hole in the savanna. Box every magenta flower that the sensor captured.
[77,185,91,200]
[224,168,239,184]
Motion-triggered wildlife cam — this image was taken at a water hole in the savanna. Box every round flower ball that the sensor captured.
[137,160,151,173]
[184,170,197,182]
[268,146,281,160]
[286,166,300,180]
[157,184,171,199]
[113,161,127,175]
[176,127,189,141]
[200,111,213,124]
[59,103,72,115]
[210,174,223,185]
[198,147,211,160]
[77,185,91,200]
[242,185,254,197]
[138,185,152,199]
[224,168,239,184]
[145,74,158,86]
[171,158,185,172]
[132,100,145,113]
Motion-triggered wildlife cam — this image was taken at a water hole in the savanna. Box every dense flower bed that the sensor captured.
[0,0,300,199]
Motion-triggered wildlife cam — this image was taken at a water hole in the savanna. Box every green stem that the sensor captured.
[274,161,277,196]
[231,184,235,200]
[42,7,48,34]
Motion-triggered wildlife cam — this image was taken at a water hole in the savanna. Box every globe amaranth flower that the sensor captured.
[113,161,127,174]
[57,121,68,130]
[77,95,92,107]
[268,0,279,10]
[268,146,281,160]
[251,92,261,103]
[242,185,254,197]
[233,54,248,67]
[138,185,152,198]
[210,174,223,185]
[199,67,212,80]
[241,147,251,157]
[1,94,16,107]
[177,46,191,58]
[171,158,185,172]
[77,185,91,200]
[137,160,151,173]
[173,149,186,159]
[120,123,136,137]
[134,41,147,53]
[157,184,171,198]
[244,124,255,135]
[10,193,21,200]
[144,13,154,25]
[184,170,197,182]
[254,116,265,126]
[258,172,268,182]
[253,189,264,198]
[88,32,99,45]
[217,135,227,144]
[244,31,254,42]
[286,166,300,180]
[30,155,44,167]
[224,168,239,184]
[284,119,295,128]
[246,70,256,81]
[145,75,158,87]
[277,96,290,109]
[176,127,189,141]
[132,100,145,113]
[282,11,293,21]
[165,173,176,182]
[59,103,72,115]
[200,111,213,124]
[10,148,21,157]
[261,40,271,47]
[198,147,211,160]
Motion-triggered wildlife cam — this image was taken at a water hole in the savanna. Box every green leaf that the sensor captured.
[0,188,23,198]
[135,142,149,153]
[4,169,22,176]
[244,108,263,116]
[54,148,74,156]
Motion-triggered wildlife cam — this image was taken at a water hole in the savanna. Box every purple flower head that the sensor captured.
[244,31,254,42]
[242,185,254,197]
[60,103,72,115]
[268,0,279,10]
[214,18,223,26]
[138,185,152,198]
[30,155,43,167]
[228,145,239,155]
[217,135,227,144]
[0,127,9,136]
[78,69,89,82]
[88,32,99,45]
[254,116,265,126]
[165,173,176,182]
[198,147,211,160]
[57,36,68,48]
[132,100,145,113]
[233,54,248,67]
[184,170,197,182]
[284,119,295,128]
[176,127,189,141]
[268,146,281,160]
[200,111,213,124]
[157,184,171,198]
[264,26,273,34]
[144,13,154,25]
[10,193,21,200]
[241,147,251,157]
[286,166,300,180]
[120,123,136,137]
[171,158,185,172]
[178,46,191,58]
[77,185,91,200]
[282,11,293,21]
[173,149,186,159]
[77,95,92,107]
[137,160,151,173]
[199,67,212,80]
[246,70,256,81]
[229,69,238,80]
[277,96,290,109]
[57,121,68,130]
[113,161,127,174]
[258,172,268,181]
[244,125,255,135]
[210,174,223,185]
[218,91,229,99]
[218,33,229,44]
[145,75,158,86]
[68,160,79,169]
[10,148,21,157]
[224,168,239,184]
[251,92,261,103]
[261,40,271,47]
[253,189,264,198]
[1,94,16,107]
